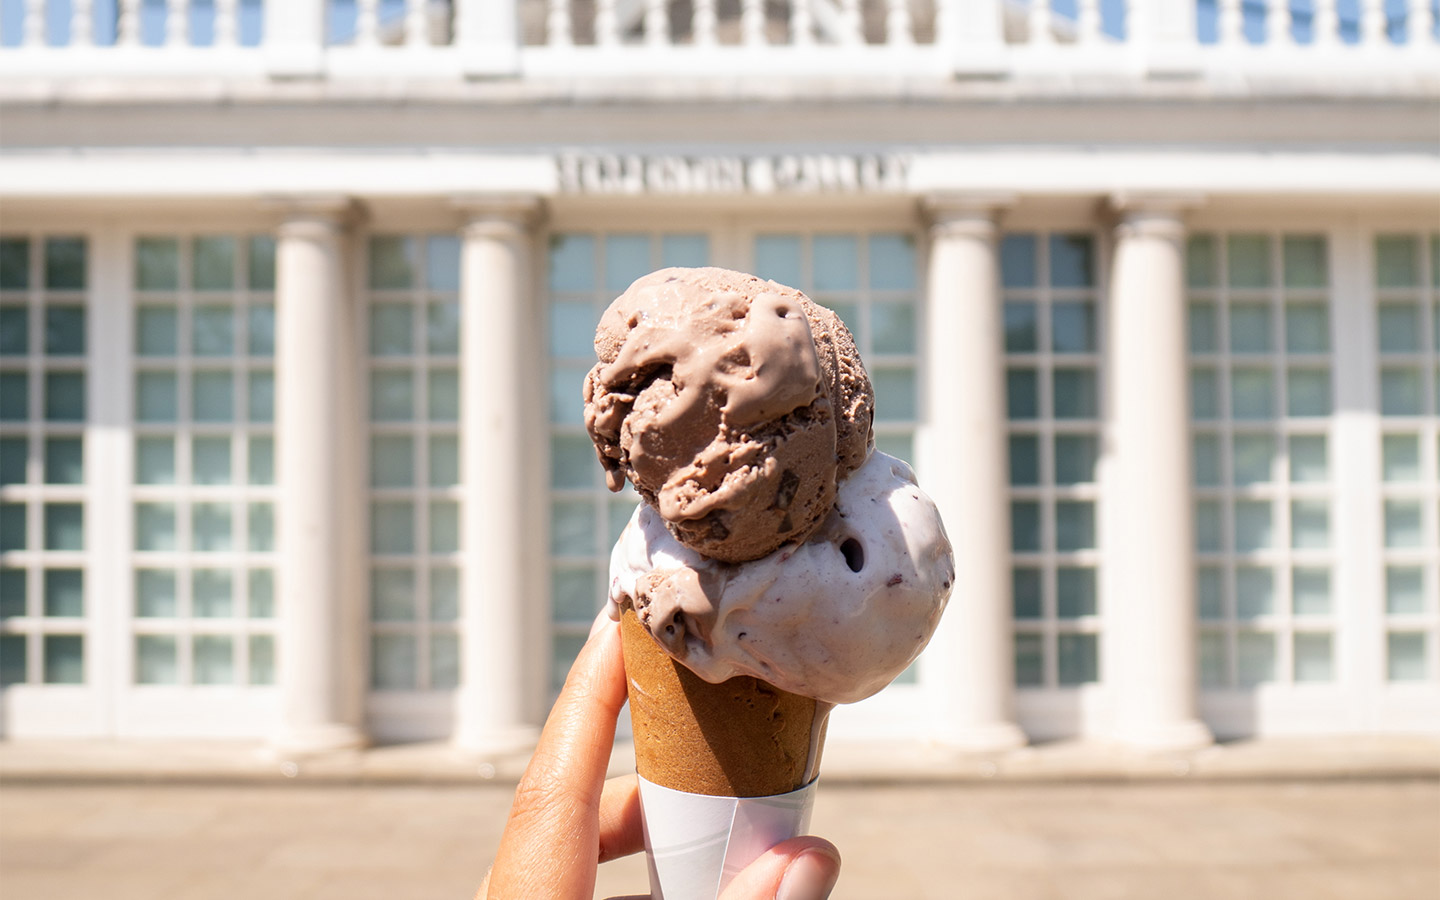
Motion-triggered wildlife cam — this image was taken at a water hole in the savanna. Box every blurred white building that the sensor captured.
[0,0,1436,754]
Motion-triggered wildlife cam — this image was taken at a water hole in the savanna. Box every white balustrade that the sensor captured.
[214,0,237,47]
[356,0,380,46]
[1218,0,1243,45]
[839,0,862,44]
[887,0,914,45]
[407,0,431,46]
[1077,0,1101,44]
[1361,0,1386,45]
[1411,0,1435,46]
[1266,0,1293,46]
[596,0,619,45]
[791,0,813,46]
[116,0,141,46]
[1028,0,1053,45]
[548,0,572,47]
[24,0,44,47]
[644,0,668,47]
[1313,0,1338,45]
[167,0,188,47]
[693,0,718,46]
[741,0,765,45]
[71,0,93,46]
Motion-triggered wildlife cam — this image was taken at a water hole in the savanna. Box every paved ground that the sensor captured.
[1,779,1436,899]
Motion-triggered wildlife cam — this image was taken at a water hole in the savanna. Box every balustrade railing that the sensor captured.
[0,1,1434,80]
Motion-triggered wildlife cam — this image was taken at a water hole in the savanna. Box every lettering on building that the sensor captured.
[556,153,909,195]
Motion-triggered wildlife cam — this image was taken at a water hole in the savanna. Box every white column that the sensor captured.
[455,0,521,75]
[272,198,367,756]
[265,0,327,78]
[920,196,1026,752]
[1105,196,1212,752]
[943,0,1005,76]
[453,195,547,754]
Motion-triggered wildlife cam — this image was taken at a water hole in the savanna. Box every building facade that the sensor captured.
[0,0,1437,753]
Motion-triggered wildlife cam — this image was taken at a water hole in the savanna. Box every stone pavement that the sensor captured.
[1,779,1436,899]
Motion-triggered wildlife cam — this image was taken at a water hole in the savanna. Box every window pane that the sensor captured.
[871,302,917,355]
[1289,435,1328,483]
[192,569,232,618]
[248,569,275,618]
[1199,630,1228,688]
[1008,435,1040,486]
[136,635,178,684]
[247,235,276,291]
[868,234,916,290]
[247,370,274,423]
[192,237,236,291]
[1380,367,1424,416]
[136,569,177,617]
[370,303,413,356]
[551,435,596,489]
[0,237,29,290]
[1198,567,1224,619]
[371,569,416,621]
[1236,567,1274,618]
[0,502,26,552]
[1049,234,1093,288]
[0,372,26,422]
[0,437,24,485]
[193,503,232,552]
[753,235,803,287]
[372,635,417,689]
[1188,301,1217,353]
[1187,235,1217,288]
[187,307,233,360]
[1284,303,1328,353]
[371,501,414,554]
[43,635,84,684]
[1387,632,1427,681]
[1195,501,1222,553]
[1012,568,1042,619]
[427,369,459,422]
[1,569,26,618]
[871,368,916,422]
[1375,235,1418,288]
[1235,501,1273,551]
[1053,368,1098,419]
[1378,302,1420,354]
[550,366,585,425]
[431,567,459,622]
[1011,501,1041,553]
[551,301,596,359]
[1282,235,1327,288]
[44,437,83,484]
[661,234,709,269]
[1287,367,1330,417]
[1051,301,1096,353]
[548,234,595,292]
[136,503,177,551]
[370,371,414,421]
[248,635,275,686]
[136,371,178,422]
[1056,567,1096,618]
[1231,368,1274,420]
[247,305,275,357]
[136,306,178,356]
[551,500,595,556]
[430,633,460,690]
[604,234,652,292]
[1227,234,1271,288]
[370,435,414,488]
[1291,500,1329,549]
[44,372,85,421]
[1057,633,1098,685]
[0,305,27,354]
[1229,303,1271,353]
[1382,434,1422,482]
[1190,368,1219,420]
[420,300,461,357]
[192,371,234,423]
[1007,368,1039,420]
[813,235,859,291]
[44,503,82,551]
[1014,633,1044,686]
[44,238,85,291]
[1232,433,1274,485]
[43,569,83,617]
[428,435,459,487]
[1294,632,1332,682]
[1237,631,1276,686]
[193,635,234,685]
[136,237,180,291]
[1055,501,1094,552]
[0,635,26,686]
[1386,566,1425,615]
[1293,567,1331,616]
[248,436,274,485]
[369,236,417,290]
[554,567,600,624]
[45,305,85,356]
[429,501,459,553]
[1383,500,1423,548]
[1004,302,1037,352]
[426,235,461,292]
[1000,235,1036,288]
[248,502,274,552]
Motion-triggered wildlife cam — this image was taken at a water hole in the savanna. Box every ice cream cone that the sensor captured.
[620,604,829,798]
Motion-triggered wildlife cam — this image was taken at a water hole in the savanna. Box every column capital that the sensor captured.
[453,193,546,238]
[266,195,363,237]
[921,192,1016,239]
[1109,192,1206,239]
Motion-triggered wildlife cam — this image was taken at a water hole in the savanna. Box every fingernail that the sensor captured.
[776,848,840,900]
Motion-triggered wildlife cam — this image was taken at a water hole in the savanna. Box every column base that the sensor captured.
[267,723,368,759]
[1114,718,1214,753]
[931,720,1028,754]
[453,724,542,756]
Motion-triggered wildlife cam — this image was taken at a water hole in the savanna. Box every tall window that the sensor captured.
[131,235,279,687]
[0,235,88,687]
[546,231,709,690]
[365,234,463,692]
[1189,233,1335,689]
[1375,233,1439,683]
[1003,233,1103,689]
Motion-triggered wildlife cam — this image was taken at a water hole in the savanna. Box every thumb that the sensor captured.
[718,837,841,900]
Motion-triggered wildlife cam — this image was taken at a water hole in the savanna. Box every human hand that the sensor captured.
[478,615,842,900]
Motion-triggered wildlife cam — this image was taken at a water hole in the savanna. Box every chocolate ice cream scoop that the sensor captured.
[584,267,873,563]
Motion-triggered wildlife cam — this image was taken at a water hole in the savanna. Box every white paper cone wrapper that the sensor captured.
[636,775,817,900]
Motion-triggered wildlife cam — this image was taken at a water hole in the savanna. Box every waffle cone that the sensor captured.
[620,605,828,798]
